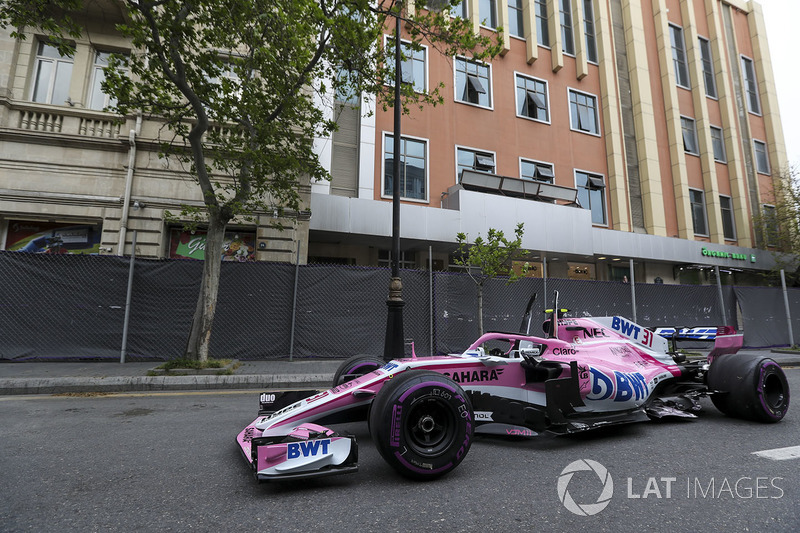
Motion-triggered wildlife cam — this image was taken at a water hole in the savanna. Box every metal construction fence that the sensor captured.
[0,251,797,361]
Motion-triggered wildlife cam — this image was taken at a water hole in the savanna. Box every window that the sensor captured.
[681,116,699,155]
[455,57,492,108]
[386,38,427,94]
[583,0,597,63]
[515,74,549,122]
[31,42,73,105]
[575,171,606,225]
[452,1,468,18]
[88,51,128,110]
[720,195,736,240]
[669,25,690,88]
[535,0,549,47]
[457,147,495,181]
[762,204,778,246]
[521,159,554,183]
[335,67,360,104]
[754,139,770,174]
[690,189,708,236]
[479,0,497,29]
[508,0,524,38]
[378,250,416,269]
[710,126,726,162]
[560,0,575,55]
[741,56,761,114]
[698,37,717,98]
[384,134,427,201]
[569,89,599,135]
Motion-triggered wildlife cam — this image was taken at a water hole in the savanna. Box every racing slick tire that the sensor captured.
[369,370,474,480]
[333,355,385,386]
[707,355,790,423]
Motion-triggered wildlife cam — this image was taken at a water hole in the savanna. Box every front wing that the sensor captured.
[237,422,358,482]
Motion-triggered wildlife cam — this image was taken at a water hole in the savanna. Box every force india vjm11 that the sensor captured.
[236,295,790,482]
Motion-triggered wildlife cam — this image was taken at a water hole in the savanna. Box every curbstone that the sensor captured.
[0,373,335,396]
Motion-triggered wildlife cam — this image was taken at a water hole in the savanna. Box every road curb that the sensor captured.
[0,373,333,396]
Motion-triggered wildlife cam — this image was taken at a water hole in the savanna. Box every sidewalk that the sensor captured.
[0,350,798,396]
[0,359,345,396]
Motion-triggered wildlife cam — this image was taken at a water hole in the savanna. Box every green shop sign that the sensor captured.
[701,247,756,262]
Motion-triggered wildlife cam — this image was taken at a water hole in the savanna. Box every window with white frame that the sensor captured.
[710,125,726,162]
[384,134,428,201]
[698,37,717,98]
[508,0,524,38]
[583,0,597,63]
[754,139,770,174]
[575,171,606,225]
[669,24,690,88]
[479,0,497,29]
[560,0,575,55]
[681,116,699,155]
[521,159,554,183]
[690,188,708,236]
[31,42,74,105]
[88,51,126,110]
[719,195,736,240]
[386,38,427,94]
[741,56,761,114]
[535,0,549,47]
[457,147,495,181]
[569,89,599,135]
[455,57,491,108]
[516,74,549,122]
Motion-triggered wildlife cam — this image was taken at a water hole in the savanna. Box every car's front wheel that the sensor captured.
[369,370,474,480]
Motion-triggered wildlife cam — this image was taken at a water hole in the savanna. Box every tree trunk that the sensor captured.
[184,214,227,361]
[477,283,484,335]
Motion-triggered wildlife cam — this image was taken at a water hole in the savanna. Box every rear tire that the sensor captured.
[707,355,790,423]
[369,370,474,480]
[333,355,385,386]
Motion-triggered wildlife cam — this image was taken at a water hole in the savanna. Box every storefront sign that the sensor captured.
[169,229,255,261]
[701,247,756,263]
[5,221,101,254]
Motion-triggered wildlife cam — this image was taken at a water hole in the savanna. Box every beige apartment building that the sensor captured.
[0,0,789,284]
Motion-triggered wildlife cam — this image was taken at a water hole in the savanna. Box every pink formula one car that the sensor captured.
[236,295,790,482]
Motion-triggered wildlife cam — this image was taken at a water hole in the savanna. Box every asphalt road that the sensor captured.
[2,372,799,533]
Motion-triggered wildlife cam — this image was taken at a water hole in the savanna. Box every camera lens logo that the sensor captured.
[557,459,614,516]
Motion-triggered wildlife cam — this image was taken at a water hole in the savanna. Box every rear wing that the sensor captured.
[653,326,742,362]
[653,326,737,342]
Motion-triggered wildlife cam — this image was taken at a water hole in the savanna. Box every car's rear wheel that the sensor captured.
[707,355,790,423]
[369,370,473,480]
[333,355,385,386]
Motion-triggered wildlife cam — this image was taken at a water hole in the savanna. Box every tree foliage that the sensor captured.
[454,223,528,333]
[1,0,503,359]
[753,165,800,285]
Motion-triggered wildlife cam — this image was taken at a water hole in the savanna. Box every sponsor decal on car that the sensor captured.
[287,439,331,459]
[443,368,505,383]
[586,368,649,402]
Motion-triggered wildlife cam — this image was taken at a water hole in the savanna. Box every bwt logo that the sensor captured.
[586,368,648,402]
[557,459,613,516]
[287,439,331,459]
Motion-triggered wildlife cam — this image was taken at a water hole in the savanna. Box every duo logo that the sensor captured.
[287,439,331,459]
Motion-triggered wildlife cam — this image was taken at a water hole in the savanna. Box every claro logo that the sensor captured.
[551,347,577,356]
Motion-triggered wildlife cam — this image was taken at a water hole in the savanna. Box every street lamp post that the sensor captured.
[383,2,405,362]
